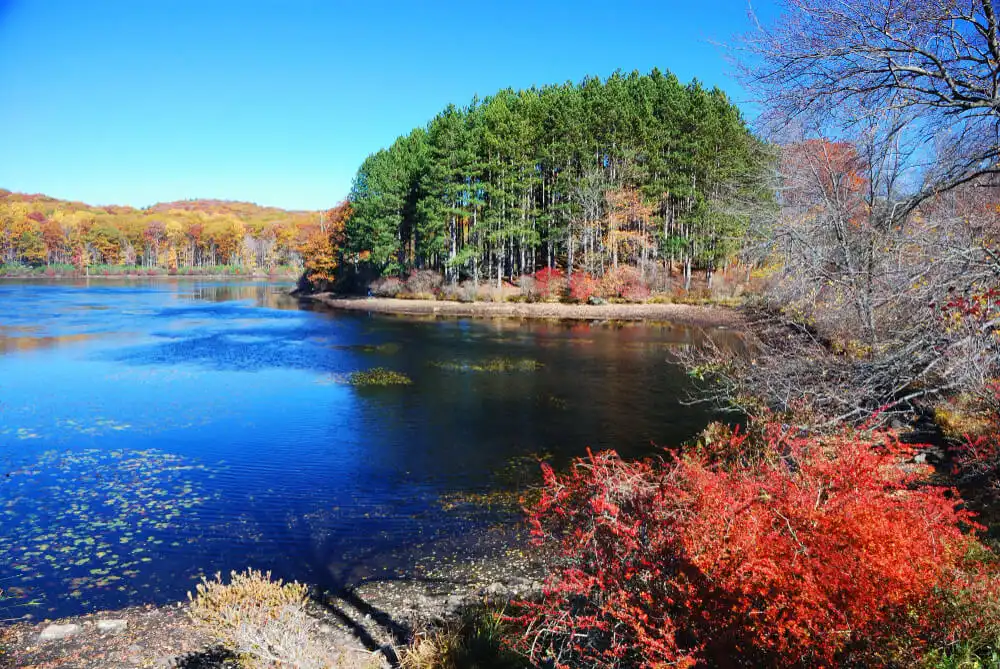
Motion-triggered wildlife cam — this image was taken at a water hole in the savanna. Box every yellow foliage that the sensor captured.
[188,568,308,630]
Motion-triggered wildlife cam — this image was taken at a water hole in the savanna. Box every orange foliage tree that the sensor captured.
[0,189,321,273]
[300,200,350,288]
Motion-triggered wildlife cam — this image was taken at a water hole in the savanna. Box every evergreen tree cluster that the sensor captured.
[346,69,768,285]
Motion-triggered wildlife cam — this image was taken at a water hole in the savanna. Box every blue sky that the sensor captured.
[0,0,778,210]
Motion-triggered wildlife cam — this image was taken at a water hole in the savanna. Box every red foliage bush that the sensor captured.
[949,384,1000,483]
[599,265,649,301]
[513,423,996,668]
[569,273,601,303]
[533,267,567,300]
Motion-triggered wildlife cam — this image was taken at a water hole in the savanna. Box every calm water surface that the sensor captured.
[0,279,732,619]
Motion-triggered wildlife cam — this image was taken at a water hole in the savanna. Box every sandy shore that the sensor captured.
[1,533,544,668]
[0,274,296,281]
[305,294,742,328]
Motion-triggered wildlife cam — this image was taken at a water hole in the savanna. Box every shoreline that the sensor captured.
[0,274,297,281]
[304,293,743,328]
[1,534,544,668]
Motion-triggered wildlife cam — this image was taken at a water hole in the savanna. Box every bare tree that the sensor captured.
[743,0,1000,210]
[689,2,1000,426]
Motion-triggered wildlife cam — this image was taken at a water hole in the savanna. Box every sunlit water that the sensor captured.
[0,279,735,619]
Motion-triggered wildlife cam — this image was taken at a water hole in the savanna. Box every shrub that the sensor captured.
[517,275,537,301]
[532,267,566,301]
[950,385,1000,485]
[512,422,1000,668]
[599,265,649,301]
[188,569,375,668]
[568,273,601,303]
[189,568,308,630]
[369,276,404,297]
[477,285,507,303]
[440,281,478,303]
[404,270,444,297]
[402,607,528,669]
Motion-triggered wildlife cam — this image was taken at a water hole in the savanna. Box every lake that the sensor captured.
[0,279,732,620]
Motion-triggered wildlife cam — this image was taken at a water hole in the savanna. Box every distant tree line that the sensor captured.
[0,191,323,274]
[345,69,770,287]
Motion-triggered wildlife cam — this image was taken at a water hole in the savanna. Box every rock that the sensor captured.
[445,594,468,609]
[96,619,128,633]
[484,581,507,597]
[914,445,946,464]
[39,623,82,641]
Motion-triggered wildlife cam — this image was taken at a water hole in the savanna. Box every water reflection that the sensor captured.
[0,332,104,355]
[0,279,733,619]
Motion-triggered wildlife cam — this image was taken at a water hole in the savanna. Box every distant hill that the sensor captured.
[0,188,330,273]
[0,189,319,218]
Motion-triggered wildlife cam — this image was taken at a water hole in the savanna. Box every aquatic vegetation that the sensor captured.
[330,342,401,355]
[432,357,543,373]
[437,489,523,513]
[348,367,413,386]
[57,417,132,436]
[0,448,214,614]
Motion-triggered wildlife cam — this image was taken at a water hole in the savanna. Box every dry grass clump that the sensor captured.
[935,399,996,441]
[399,607,527,669]
[188,569,379,669]
[189,569,309,627]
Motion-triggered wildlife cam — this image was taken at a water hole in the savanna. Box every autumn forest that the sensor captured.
[1,68,765,291]
[6,2,1000,667]
[0,190,324,276]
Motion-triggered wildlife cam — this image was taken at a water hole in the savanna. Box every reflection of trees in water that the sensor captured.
[0,331,102,354]
[191,284,300,311]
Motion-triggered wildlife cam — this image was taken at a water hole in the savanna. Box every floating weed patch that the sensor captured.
[57,417,133,436]
[544,394,569,410]
[0,448,215,614]
[314,373,352,386]
[437,489,524,513]
[432,357,543,373]
[348,367,413,386]
[330,342,402,355]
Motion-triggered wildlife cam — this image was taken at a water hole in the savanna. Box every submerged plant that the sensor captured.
[348,367,413,386]
[0,448,214,614]
[432,357,543,373]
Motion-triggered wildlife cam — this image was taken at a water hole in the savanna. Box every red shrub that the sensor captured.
[569,273,600,303]
[949,384,1000,484]
[512,423,995,668]
[533,267,566,300]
